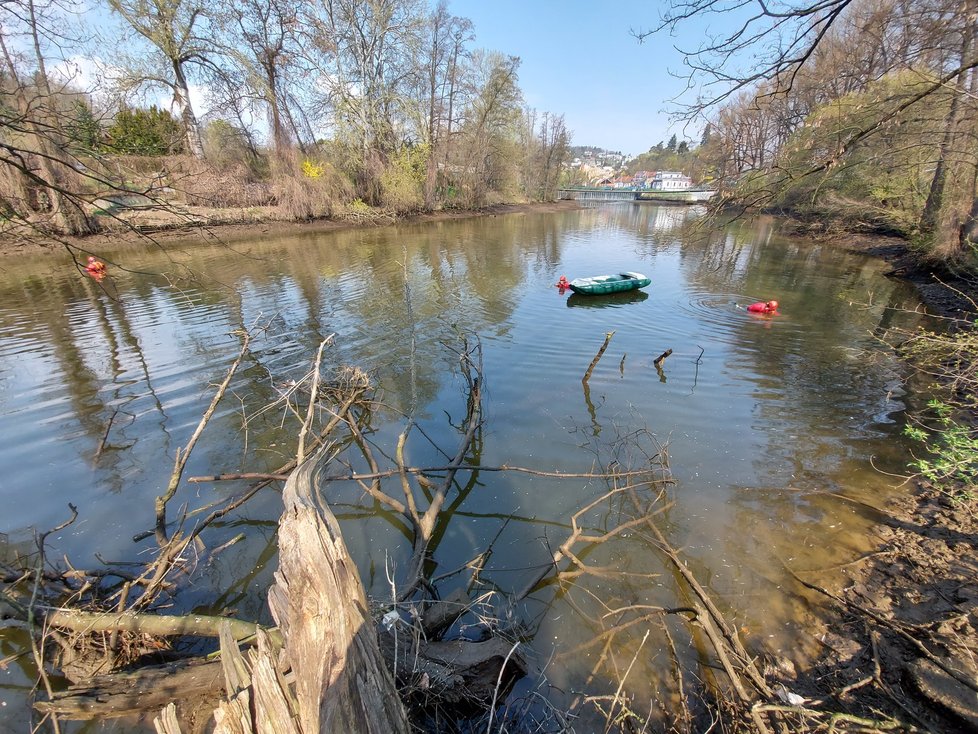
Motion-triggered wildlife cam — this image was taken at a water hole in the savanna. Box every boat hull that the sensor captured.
[568,272,651,296]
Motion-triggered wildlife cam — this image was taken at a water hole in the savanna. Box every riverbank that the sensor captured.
[0,200,585,257]
[775,227,978,730]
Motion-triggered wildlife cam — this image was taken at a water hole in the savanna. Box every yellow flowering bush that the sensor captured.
[301,159,325,179]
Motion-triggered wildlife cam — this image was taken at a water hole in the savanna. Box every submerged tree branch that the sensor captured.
[155,329,251,546]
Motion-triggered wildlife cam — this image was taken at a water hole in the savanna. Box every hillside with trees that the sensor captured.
[648,0,978,270]
[0,0,571,240]
[624,132,712,183]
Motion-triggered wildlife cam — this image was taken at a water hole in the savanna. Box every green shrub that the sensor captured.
[379,143,428,212]
[898,320,978,499]
[106,106,184,156]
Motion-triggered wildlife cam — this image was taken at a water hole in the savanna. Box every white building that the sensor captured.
[651,171,692,190]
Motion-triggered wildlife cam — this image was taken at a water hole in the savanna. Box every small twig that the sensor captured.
[93,408,118,462]
[297,335,333,464]
[187,472,289,483]
[604,628,649,734]
[286,464,668,484]
[485,640,521,733]
[653,348,673,367]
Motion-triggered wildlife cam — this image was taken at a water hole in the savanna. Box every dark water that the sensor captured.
[0,203,924,728]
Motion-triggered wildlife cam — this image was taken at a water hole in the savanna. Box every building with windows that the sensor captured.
[650,171,692,191]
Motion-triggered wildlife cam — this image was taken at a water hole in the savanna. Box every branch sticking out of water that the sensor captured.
[155,328,251,546]
[653,348,673,367]
[583,331,615,384]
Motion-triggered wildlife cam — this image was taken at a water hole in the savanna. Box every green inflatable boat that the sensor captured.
[568,271,651,295]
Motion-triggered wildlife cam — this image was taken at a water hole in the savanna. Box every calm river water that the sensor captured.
[0,203,925,729]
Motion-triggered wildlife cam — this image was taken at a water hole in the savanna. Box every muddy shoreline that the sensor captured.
[0,200,585,256]
[781,229,978,731]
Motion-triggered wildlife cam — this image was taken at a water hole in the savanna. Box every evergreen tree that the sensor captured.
[65,101,104,154]
[700,124,712,147]
[107,106,185,156]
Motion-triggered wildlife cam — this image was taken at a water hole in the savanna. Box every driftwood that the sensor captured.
[155,330,251,546]
[155,445,414,734]
[35,658,225,720]
[40,608,278,645]
[583,331,615,383]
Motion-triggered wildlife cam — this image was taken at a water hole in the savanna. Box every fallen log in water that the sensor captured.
[36,445,411,733]
[28,343,531,732]
[34,658,225,721]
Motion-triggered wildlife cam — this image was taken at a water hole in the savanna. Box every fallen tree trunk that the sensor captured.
[38,445,411,733]
[40,608,277,645]
[35,658,224,720]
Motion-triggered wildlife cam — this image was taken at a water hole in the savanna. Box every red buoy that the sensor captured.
[84,256,107,281]
[747,299,778,314]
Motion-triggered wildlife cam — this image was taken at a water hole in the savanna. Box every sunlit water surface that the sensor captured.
[0,204,925,729]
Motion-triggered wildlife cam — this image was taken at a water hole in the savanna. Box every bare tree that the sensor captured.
[107,0,214,158]
[307,0,425,200]
[213,0,307,156]
[409,1,472,208]
[0,0,98,234]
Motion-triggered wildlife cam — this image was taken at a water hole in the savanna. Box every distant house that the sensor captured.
[632,170,655,188]
[597,175,633,188]
[651,171,692,190]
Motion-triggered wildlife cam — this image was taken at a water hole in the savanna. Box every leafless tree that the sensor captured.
[409,1,472,208]
[107,0,216,158]
[306,0,425,201]
[213,0,309,157]
[0,0,98,235]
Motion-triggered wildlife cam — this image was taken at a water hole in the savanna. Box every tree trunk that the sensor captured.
[268,446,410,733]
[920,5,975,240]
[958,55,978,252]
[173,61,205,159]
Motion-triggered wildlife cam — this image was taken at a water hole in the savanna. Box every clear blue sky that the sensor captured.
[448,0,706,156]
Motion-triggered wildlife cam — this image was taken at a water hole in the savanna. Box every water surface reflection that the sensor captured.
[0,203,924,728]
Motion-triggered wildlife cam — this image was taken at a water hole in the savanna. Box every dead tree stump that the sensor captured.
[266,446,411,733]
